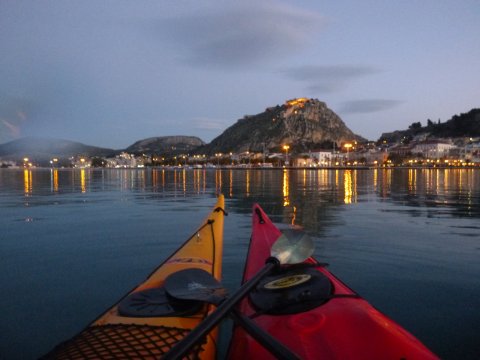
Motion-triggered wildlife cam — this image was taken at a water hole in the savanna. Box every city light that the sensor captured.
[3,134,479,170]
[283,145,290,166]
[285,98,308,107]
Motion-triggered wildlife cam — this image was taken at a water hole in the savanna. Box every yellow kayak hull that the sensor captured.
[43,195,225,359]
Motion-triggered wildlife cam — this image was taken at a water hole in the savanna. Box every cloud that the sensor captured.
[339,99,403,114]
[1,119,20,140]
[157,2,324,68]
[280,65,381,94]
[0,97,35,143]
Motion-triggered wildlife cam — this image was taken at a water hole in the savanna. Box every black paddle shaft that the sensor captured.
[164,268,299,360]
[163,260,278,360]
[230,309,300,360]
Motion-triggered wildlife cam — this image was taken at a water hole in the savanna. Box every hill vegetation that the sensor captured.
[126,136,204,155]
[380,109,480,143]
[197,98,363,155]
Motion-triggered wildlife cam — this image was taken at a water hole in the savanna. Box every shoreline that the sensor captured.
[3,165,479,170]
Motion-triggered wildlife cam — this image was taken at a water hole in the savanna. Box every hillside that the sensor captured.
[380,108,480,143]
[126,136,205,155]
[0,137,117,161]
[197,98,364,154]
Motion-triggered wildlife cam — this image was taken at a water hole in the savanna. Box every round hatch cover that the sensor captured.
[118,287,203,317]
[249,266,332,315]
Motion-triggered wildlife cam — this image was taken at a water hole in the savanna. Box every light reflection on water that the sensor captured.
[7,167,480,216]
[0,168,479,359]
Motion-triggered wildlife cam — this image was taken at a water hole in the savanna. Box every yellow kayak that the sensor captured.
[42,194,225,359]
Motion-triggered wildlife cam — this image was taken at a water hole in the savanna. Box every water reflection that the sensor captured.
[387,168,479,217]
[283,169,289,206]
[4,168,480,219]
[3,167,479,360]
[215,169,222,194]
[23,169,32,195]
[302,169,306,193]
[379,169,392,198]
[51,169,59,193]
[291,205,297,226]
[408,168,416,193]
[80,169,86,193]
[182,169,187,194]
[344,170,353,204]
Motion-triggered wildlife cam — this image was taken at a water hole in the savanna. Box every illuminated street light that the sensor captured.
[344,143,353,163]
[283,145,290,166]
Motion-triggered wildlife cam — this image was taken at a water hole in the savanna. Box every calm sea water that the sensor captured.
[0,168,479,359]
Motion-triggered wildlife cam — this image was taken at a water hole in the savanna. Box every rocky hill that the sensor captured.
[126,136,205,155]
[0,137,117,161]
[197,98,364,154]
[380,108,480,143]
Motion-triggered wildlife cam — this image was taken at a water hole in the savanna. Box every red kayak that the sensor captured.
[227,204,438,360]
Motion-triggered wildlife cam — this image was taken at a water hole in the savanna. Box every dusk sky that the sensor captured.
[1,1,479,148]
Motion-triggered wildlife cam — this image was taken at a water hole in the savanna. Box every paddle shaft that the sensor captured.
[164,268,299,359]
[231,309,300,360]
[163,260,278,360]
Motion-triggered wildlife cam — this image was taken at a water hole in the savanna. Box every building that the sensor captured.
[310,151,334,166]
[410,140,456,159]
[72,156,91,168]
[464,141,480,162]
[388,145,413,157]
[292,151,334,167]
[106,152,145,168]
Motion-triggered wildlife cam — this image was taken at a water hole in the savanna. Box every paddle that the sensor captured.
[165,268,300,360]
[163,230,314,360]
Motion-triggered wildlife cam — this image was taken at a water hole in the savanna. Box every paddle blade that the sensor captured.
[271,230,314,264]
[165,268,227,305]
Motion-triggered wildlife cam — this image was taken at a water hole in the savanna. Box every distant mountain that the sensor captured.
[0,137,117,161]
[197,98,364,154]
[126,136,205,155]
[380,108,480,143]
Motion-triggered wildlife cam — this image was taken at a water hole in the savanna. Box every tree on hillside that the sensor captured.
[408,122,422,130]
[430,109,480,137]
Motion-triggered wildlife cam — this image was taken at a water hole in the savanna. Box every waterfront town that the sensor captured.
[4,136,479,169]
[2,97,478,170]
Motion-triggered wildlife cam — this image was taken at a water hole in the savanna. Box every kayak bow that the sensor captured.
[42,195,225,360]
[227,203,438,360]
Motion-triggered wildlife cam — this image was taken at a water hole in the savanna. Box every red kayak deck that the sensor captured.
[228,204,438,360]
